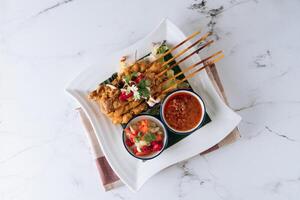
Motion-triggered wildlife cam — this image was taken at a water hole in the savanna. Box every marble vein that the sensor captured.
[265,177,300,194]
[264,126,296,142]
[188,0,256,40]
[254,50,272,68]
[34,0,75,17]
[234,100,300,112]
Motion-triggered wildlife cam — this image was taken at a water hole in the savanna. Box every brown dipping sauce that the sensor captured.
[163,92,202,132]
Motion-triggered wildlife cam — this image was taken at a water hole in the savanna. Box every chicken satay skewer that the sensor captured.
[108,51,223,117]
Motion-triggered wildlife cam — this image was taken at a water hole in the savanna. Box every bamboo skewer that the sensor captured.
[160,50,223,86]
[159,32,212,69]
[158,40,214,77]
[149,30,201,65]
[161,53,225,94]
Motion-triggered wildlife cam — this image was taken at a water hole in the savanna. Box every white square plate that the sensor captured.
[66,19,241,191]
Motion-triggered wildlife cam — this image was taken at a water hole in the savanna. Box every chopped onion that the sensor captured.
[147,96,161,107]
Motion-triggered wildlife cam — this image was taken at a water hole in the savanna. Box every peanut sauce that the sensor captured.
[164,92,202,131]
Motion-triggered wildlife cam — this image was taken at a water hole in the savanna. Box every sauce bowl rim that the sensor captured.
[160,89,206,135]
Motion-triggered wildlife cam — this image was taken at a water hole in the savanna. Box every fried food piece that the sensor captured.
[89,59,166,124]
[88,84,121,114]
[139,61,148,72]
[111,102,148,124]
[145,72,164,97]
[121,103,148,124]
[147,61,163,73]
[131,63,140,72]
[112,100,143,117]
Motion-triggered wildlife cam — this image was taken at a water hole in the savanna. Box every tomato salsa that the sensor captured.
[163,92,202,132]
[124,119,165,157]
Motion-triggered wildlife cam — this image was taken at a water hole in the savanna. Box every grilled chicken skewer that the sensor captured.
[89,32,222,124]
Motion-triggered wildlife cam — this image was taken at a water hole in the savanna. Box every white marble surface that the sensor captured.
[1,0,300,199]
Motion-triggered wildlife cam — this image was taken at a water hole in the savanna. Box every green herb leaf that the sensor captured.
[124,75,131,84]
[131,71,138,78]
[134,137,140,143]
[139,87,150,98]
[138,132,142,137]
[138,79,151,88]
[144,133,156,143]
[137,79,146,88]
[137,79,151,98]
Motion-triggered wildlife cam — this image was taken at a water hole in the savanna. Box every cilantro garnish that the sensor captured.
[144,133,156,143]
[138,132,142,137]
[138,79,151,88]
[124,75,131,84]
[137,79,151,98]
[138,87,150,98]
[131,71,138,78]
[124,72,139,84]
[134,137,140,143]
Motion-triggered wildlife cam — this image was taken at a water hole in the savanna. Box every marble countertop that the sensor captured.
[1,0,300,199]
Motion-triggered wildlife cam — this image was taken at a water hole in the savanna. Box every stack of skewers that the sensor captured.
[88,31,224,124]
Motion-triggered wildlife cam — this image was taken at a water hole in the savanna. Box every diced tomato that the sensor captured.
[155,133,163,141]
[124,128,132,138]
[130,128,138,136]
[119,91,133,101]
[134,145,152,156]
[139,125,147,133]
[124,129,135,143]
[141,145,151,153]
[139,120,148,133]
[151,141,163,152]
[133,74,143,84]
[125,138,134,147]
[136,151,150,156]
[124,127,131,135]
[131,135,136,143]
[132,147,138,155]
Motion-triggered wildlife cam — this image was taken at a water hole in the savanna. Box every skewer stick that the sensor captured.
[161,53,224,94]
[158,40,214,77]
[159,32,211,68]
[160,51,222,86]
[150,30,201,65]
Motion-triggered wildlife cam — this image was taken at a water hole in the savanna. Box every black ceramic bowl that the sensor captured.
[122,115,168,160]
[160,89,206,135]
